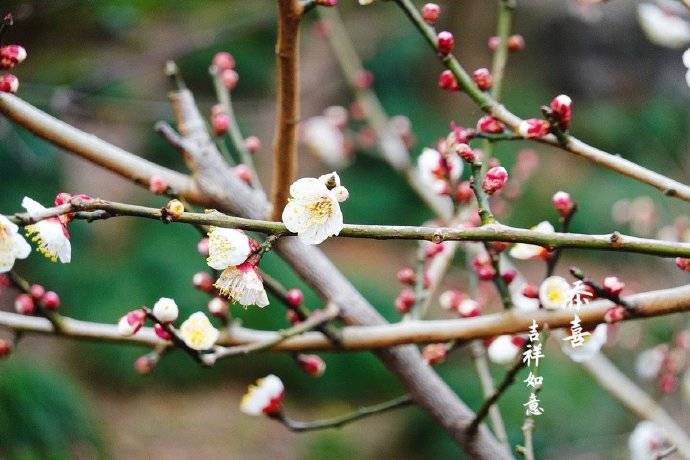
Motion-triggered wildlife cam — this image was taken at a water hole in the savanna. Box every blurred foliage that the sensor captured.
[0,0,688,458]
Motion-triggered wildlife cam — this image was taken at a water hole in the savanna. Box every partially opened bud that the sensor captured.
[477,116,505,134]
[482,166,508,195]
[518,118,550,139]
[0,45,26,69]
[550,94,572,130]
[152,297,179,323]
[455,143,476,163]
[0,74,19,93]
[241,375,285,416]
[457,298,481,317]
[421,3,441,24]
[118,309,146,336]
[154,323,173,340]
[437,31,455,55]
[297,354,326,377]
[208,296,229,319]
[439,289,463,310]
[602,276,625,296]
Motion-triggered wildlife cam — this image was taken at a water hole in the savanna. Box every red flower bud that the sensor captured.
[518,118,550,139]
[455,143,476,163]
[676,257,690,272]
[438,69,459,91]
[211,111,230,136]
[552,191,574,218]
[476,116,505,134]
[30,284,45,300]
[501,269,517,284]
[455,181,474,204]
[396,267,416,285]
[193,272,215,293]
[244,136,261,154]
[134,355,155,375]
[489,241,509,253]
[476,265,496,281]
[0,74,19,93]
[355,70,374,89]
[208,297,229,319]
[197,237,210,257]
[482,166,508,195]
[220,68,239,90]
[286,288,304,308]
[521,283,539,298]
[148,175,168,195]
[0,45,26,69]
[658,373,677,394]
[604,306,626,324]
[41,291,60,310]
[395,288,416,313]
[0,339,11,359]
[602,276,625,296]
[297,354,326,377]
[472,68,492,91]
[286,309,301,325]
[212,52,235,71]
[15,294,35,315]
[507,34,525,52]
[421,3,441,24]
[154,323,173,340]
[422,343,448,365]
[511,336,527,347]
[425,242,444,258]
[550,94,572,130]
[437,31,455,55]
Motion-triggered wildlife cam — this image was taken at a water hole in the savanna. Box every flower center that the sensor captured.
[306,197,334,224]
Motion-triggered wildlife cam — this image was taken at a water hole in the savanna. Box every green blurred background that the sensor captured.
[0,0,688,458]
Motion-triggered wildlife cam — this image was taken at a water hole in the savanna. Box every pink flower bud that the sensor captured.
[395,288,416,313]
[438,69,459,91]
[134,355,155,375]
[457,298,481,317]
[550,94,572,130]
[212,52,235,71]
[0,45,26,69]
[397,267,416,285]
[421,3,441,24]
[425,242,444,258]
[286,309,300,325]
[604,306,626,324]
[118,309,146,336]
[148,175,168,194]
[233,164,252,185]
[437,31,455,55]
[488,36,500,52]
[602,276,625,296]
[153,323,172,340]
[286,288,304,308]
[659,373,677,394]
[244,135,261,154]
[0,339,11,359]
[521,283,539,299]
[297,354,326,377]
[0,274,10,289]
[422,343,448,365]
[501,269,517,284]
[355,69,374,89]
[455,181,474,204]
[518,118,550,139]
[507,34,525,51]
[455,143,476,163]
[193,272,215,293]
[14,294,35,315]
[211,111,230,136]
[221,68,239,90]
[552,191,574,218]
[41,291,60,310]
[197,237,210,257]
[0,74,19,93]
[439,289,463,310]
[676,257,690,271]
[472,68,492,91]
[482,166,508,195]
[208,297,229,319]
[476,116,505,134]
[30,284,45,299]
[489,241,509,253]
[476,266,496,281]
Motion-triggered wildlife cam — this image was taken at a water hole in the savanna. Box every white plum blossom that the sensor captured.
[417,148,463,195]
[300,116,348,169]
[0,214,31,273]
[560,324,607,363]
[637,3,690,49]
[206,227,251,270]
[214,262,269,308]
[539,275,571,310]
[152,297,179,324]
[487,335,523,365]
[282,173,347,245]
[179,312,220,350]
[635,345,667,381]
[240,374,285,416]
[628,421,669,460]
[509,221,554,260]
[22,197,71,263]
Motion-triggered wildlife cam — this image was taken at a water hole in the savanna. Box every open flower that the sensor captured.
[628,421,669,460]
[0,215,31,273]
[539,276,571,310]
[560,324,607,363]
[240,374,285,416]
[509,221,554,260]
[282,173,347,245]
[637,3,690,49]
[22,197,70,263]
[179,312,219,350]
[206,227,251,270]
[418,147,463,195]
[214,260,269,308]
